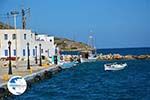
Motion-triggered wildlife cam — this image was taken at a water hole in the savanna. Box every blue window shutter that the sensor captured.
[4,34,8,40]
[5,50,8,56]
[24,34,27,40]
[14,49,16,56]
[23,49,26,56]
[33,49,35,56]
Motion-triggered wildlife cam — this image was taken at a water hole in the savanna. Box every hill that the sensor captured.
[0,21,13,29]
[54,37,92,51]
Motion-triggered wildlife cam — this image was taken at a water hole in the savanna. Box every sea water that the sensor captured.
[9,60,150,100]
[8,48,150,100]
[62,47,150,55]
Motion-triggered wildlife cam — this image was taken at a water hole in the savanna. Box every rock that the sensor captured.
[105,54,113,60]
[136,55,148,59]
[147,55,150,59]
[113,54,122,60]
[34,75,41,82]
[123,55,134,59]
[97,54,113,60]
[97,54,150,60]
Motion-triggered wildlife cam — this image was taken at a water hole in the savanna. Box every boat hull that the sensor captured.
[60,61,77,69]
[104,63,127,71]
[80,57,97,63]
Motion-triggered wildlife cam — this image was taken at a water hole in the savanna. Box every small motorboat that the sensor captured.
[60,61,78,69]
[104,62,127,71]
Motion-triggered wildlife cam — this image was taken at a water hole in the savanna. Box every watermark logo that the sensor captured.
[7,76,27,95]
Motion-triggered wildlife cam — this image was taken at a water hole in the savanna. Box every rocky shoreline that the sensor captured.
[97,54,150,60]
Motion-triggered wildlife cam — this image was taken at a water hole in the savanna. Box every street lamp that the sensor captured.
[39,44,42,66]
[35,46,38,64]
[8,41,12,75]
[27,42,30,69]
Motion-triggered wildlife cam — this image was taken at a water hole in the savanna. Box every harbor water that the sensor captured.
[62,47,150,55]
[4,48,150,100]
[9,59,150,100]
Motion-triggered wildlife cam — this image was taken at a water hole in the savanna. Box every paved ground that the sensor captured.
[0,60,54,85]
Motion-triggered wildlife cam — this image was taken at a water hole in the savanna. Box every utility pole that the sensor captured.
[21,8,30,29]
[11,11,19,30]
[11,10,19,66]
[22,9,26,29]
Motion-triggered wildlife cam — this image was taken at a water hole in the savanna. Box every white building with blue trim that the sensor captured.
[0,29,56,60]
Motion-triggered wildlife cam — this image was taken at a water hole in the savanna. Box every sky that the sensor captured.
[0,0,150,48]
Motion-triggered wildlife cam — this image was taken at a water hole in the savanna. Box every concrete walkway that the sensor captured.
[0,60,55,87]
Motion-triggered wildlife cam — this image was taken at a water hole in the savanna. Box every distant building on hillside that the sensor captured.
[0,29,56,60]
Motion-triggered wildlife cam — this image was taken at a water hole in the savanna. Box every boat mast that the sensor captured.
[88,30,96,54]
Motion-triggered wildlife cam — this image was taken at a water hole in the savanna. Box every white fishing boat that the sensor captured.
[88,52,98,62]
[80,50,98,63]
[80,56,97,63]
[104,62,127,71]
[80,58,89,63]
[80,31,98,63]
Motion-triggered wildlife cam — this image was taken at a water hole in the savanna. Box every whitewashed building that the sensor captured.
[0,29,56,60]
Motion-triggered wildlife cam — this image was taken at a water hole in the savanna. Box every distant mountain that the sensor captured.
[0,21,91,51]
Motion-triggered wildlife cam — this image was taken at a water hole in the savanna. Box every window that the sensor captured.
[50,39,52,42]
[4,50,8,56]
[4,34,8,40]
[33,49,35,56]
[13,49,16,56]
[23,49,26,56]
[12,34,16,40]
[24,34,27,40]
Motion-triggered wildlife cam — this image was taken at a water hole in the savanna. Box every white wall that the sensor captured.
[0,29,56,60]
